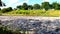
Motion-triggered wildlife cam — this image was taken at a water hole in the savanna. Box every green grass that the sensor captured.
[1,10,60,17]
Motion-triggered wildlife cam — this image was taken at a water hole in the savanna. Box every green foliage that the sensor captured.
[1,7,13,13]
[22,3,28,10]
[33,4,40,9]
[16,10,30,14]
[0,10,2,16]
[17,4,33,10]
[28,5,33,10]
[0,27,13,34]
[8,7,13,11]
[0,8,1,10]
[52,2,60,10]
[16,2,60,10]
[2,10,60,16]
[0,26,28,34]
[42,2,50,10]
[17,5,23,9]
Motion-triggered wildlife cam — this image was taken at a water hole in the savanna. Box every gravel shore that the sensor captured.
[0,16,59,21]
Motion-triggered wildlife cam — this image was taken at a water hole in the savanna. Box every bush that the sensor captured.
[1,7,13,13]
[0,26,22,34]
[0,8,1,10]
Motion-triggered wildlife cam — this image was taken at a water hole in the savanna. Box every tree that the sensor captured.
[17,5,22,9]
[49,4,53,9]
[0,0,2,6]
[28,5,33,10]
[52,2,60,10]
[8,7,13,11]
[33,4,40,9]
[0,0,6,6]
[58,4,60,10]
[22,3,28,10]
[42,2,50,10]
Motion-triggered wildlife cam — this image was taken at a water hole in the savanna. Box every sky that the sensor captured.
[1,0,60,8]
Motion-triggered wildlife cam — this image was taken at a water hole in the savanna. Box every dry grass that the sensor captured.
[1,10,60,17]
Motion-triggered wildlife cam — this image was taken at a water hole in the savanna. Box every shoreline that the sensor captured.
[0,16,59,21]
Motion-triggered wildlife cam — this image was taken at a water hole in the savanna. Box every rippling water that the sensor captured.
[0,19,60,34]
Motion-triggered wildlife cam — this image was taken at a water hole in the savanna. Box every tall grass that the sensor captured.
[1,10,60,16]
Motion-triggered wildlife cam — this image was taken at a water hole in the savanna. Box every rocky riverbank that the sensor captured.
[0,16,60,34]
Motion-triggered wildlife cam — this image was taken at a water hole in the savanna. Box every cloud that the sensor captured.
[16,0,29,5]
[43,0,49,2]
[1,0,29,8]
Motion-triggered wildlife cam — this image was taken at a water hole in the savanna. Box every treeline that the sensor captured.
[0,2,60,13]
[16,2,60,10]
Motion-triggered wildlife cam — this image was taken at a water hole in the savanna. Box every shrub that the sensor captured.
[0,26,22,34]
[1,7,13,13]
[0,8,1,10]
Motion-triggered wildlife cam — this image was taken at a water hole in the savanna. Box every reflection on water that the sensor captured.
[0,19,60,34]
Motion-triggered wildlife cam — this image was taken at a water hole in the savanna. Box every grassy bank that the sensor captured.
[1,10,60,17]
